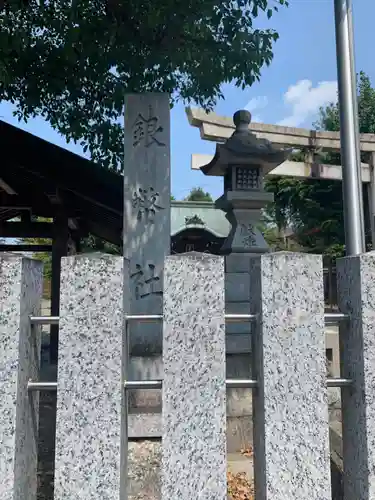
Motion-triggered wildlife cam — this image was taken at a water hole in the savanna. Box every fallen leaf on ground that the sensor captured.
[227,470,254,500]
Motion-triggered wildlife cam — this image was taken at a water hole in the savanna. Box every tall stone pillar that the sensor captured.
[123,94,170,496]
[123,93,171,339]
[337,251,375,500]
[162,253,226,500]
[123,95,170,347]
[123,94,170,438]
[0,254,43,500]
[250,252,331,500]
[54,254,126,499]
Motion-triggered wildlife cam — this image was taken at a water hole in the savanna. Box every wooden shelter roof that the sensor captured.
[0,120,123,244]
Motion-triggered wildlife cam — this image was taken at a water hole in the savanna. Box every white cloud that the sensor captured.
[277,80,338,127]
[245,96,268,113]
[243,96,268,123]
[245,95,268,112]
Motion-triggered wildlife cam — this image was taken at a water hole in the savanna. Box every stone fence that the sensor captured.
[1,250,374,500]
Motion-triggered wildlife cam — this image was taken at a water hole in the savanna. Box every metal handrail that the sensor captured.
[27,377,353,392]
[30,312,349,325]
[30,316,59,325]
[30,314,257,324]
[325,312,348,324]
[225,314,257,322]
[28,382,58,392]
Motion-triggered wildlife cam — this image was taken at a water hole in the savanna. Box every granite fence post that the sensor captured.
[162,252,226,500]
[337,251,375,500]
[0,254,43,500]
[54,254,128,499]
[250,252,331,500]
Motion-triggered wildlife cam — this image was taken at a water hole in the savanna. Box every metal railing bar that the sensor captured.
[325,312,348,323]
[225,314,257,322]
[125,314,163,322]
[326,377,352,387]
[226,379,258,388]
[30,312,349,325]
[125,380,162,390]
[28,381,58,391]
[127,314,258,322]
[30,316,59,325]
[29,313,258,324]
[27,377,353,392]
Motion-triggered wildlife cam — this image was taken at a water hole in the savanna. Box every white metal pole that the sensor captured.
[334,0,365,255]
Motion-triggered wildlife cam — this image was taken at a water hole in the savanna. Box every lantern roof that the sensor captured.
[201,110,292,177]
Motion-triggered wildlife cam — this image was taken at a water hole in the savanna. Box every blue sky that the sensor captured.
[1,0,375,200]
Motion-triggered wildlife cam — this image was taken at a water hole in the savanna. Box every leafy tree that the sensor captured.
[184,187,213,202]
[31,247,53,278]
[80,234,121,254]
[23,217,53,278]
[265,72,375,257]
[0,0,288,170]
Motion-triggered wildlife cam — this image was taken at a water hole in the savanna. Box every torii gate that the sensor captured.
[186,106,375,248]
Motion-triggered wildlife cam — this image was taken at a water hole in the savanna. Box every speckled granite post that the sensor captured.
[337,251,375,500]
[54,254,126,499]
[162,253,226,500]
[0,254,43,500]
[250,252,331,500]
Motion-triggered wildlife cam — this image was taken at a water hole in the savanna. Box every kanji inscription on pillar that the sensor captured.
[132,106,166,148]
[132,187,164,222]
[240,223,257,247]
[124,92,171,349]
[131,263,163,300]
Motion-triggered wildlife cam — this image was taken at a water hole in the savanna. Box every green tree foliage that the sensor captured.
[0,0,287,170]
[261,226,302,251]
[80,234,121,254]
[32,248,53,278]
[23,217,53,278]
[265,72,375,257]
[184,187,213,202]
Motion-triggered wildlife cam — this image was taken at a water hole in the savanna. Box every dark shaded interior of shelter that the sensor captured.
[0,120,125,361]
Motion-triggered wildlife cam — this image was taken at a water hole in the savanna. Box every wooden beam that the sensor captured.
[0,192,55,215]
[191,154,371,183]
[13,162,122,216]
[367,152,375,248]
[68,218,79,231]
[50,212,69,363]
[0,177,17,195]
[186,107,375,152]
[87,220,122,246]
[46,190,63,205]
[21,212,32,223]
[0,244,52,252]
[0,193,80,219]
[0,222,53,238]
[0,201,31,211]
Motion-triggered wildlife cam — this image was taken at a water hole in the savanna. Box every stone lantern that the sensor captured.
[201,110,292,254]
